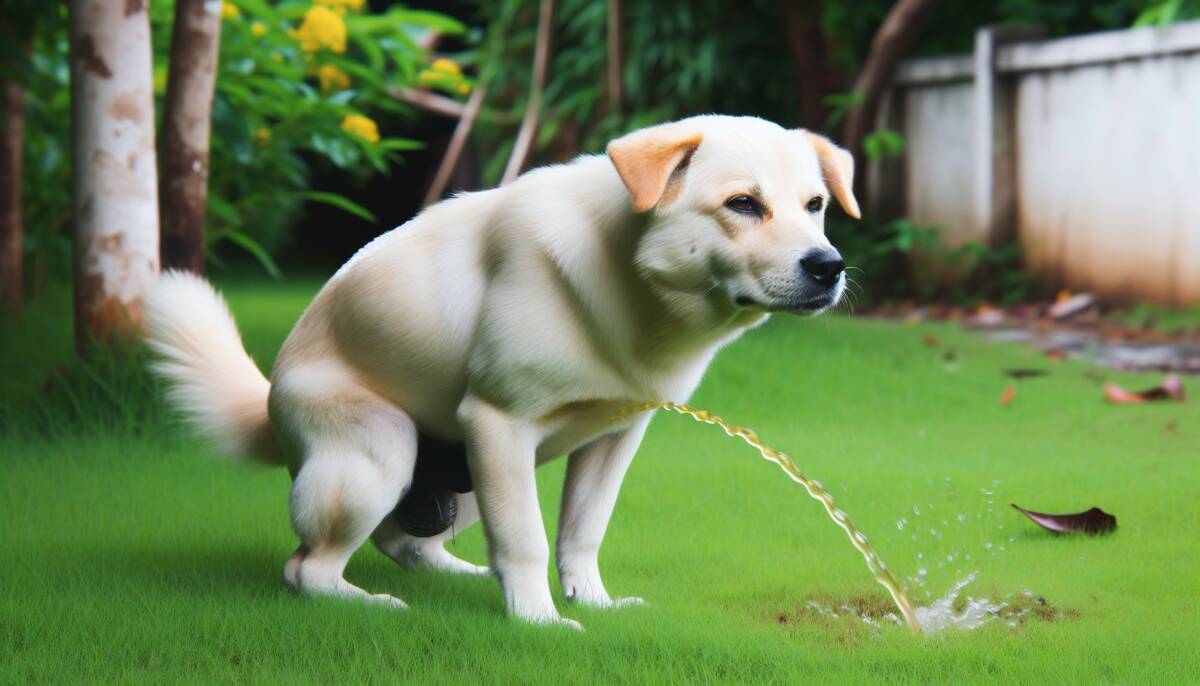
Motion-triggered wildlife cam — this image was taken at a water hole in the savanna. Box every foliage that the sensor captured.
[464,0,796,186]
[1110,301,1200,334]
[829,215,1036,306]
[11,1,463,280]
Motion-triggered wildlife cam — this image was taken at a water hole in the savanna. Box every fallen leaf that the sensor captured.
[1000,385,1016,405]
[1048,292,1098,320]
[1004,368,1049,379]
[1164,421,1178,432]
[1160,374,1185,400]
[922,334,940,348]
[1046,349,1067,362]
[1104,383,1146,404]
[1012,503,1117,535]
[1104,374,1186,404]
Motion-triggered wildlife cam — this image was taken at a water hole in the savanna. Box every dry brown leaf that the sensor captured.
[1012,503,1117,535]
[1000,385,1016,406]
[1104,375,1186,404]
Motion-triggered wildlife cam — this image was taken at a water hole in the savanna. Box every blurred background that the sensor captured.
[4,0,1200,335]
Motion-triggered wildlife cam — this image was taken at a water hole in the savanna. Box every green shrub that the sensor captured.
[13,1,465,280]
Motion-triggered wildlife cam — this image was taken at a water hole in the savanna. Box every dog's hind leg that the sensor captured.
[371,494,489,575]
[276,374,418,608]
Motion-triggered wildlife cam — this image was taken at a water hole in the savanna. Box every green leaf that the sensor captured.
[221,228,283,279]
[294,191,377,222]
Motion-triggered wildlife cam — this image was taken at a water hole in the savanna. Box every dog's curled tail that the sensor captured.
[144,270,285,465]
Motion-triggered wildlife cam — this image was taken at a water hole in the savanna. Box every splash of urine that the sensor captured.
[617,401,923,635]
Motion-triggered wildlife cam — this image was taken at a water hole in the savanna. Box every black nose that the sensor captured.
[800,250,845,288]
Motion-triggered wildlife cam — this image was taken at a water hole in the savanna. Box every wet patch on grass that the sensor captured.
[774,590,1079,634]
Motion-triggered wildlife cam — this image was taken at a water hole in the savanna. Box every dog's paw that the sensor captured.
[527,615,584,631]
[610,596,647,609]
[366,593,409,610]
[568,592,647,610]
[555,616,585,631]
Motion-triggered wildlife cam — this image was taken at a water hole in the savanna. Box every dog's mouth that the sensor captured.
[735,294,836,314]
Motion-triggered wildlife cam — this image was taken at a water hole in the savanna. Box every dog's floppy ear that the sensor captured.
[607,123,703,213]
[803,131,861,219]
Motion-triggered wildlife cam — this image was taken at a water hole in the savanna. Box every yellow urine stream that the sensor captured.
[620,401,922,635]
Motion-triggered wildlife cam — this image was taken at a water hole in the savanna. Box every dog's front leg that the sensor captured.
[557,416,651,608]
[458,396,579,629]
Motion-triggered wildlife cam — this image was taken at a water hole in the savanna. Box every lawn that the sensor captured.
[3,277,1199,684]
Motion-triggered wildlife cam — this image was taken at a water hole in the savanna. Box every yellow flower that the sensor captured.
[255,128,271,145]
[316,64,351,92]
[294,6,347,54]
[341,114,379,143]
[250,21,268,37]
[419,57,470,94]
[221,1,239,19]
[315,0,365,14]
[430,57,461,76]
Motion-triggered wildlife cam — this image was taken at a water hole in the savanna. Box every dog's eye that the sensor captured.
[806,196,825,213]
[725,195,763,217]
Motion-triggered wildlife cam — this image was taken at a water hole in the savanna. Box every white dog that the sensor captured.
[145,115,859,629]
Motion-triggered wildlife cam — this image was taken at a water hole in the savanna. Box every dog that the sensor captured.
[145,115,859,629]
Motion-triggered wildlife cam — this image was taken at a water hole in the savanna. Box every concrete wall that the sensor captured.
[878,21,1200,304]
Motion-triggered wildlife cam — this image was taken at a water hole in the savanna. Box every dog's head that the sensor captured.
[608,116,859,317]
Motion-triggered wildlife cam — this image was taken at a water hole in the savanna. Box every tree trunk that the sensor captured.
[69,0,160,348]
[0,65,26,316]
[606,0,622,117]
[500,0,554,185]
[783,0,831,131]
[843,0,937,173]
[160,0,221,274]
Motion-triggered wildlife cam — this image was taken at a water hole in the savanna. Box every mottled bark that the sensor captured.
[0,68,26,316]
[160,0,221,274]
[69,0,160,347]
[843,0,938,187]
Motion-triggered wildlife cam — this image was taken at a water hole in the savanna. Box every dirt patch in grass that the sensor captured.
[774,592,1080,634]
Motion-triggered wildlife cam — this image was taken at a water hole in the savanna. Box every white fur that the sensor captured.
[144,115,856,628]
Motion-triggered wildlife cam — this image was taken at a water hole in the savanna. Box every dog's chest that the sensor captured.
[535,399,637,461]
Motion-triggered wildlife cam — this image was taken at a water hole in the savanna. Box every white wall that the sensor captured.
[903,83,977,246]
[882,21,1200,304]
[1015,53,1200,303]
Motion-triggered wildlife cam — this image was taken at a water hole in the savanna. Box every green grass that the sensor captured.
[3,278,1199,684]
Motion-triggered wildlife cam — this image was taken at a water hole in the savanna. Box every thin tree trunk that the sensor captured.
[0,62,26,316]
[501,0,554,185]
[783,0,830,131]
[69,0,160,348]
[423,84,488,208]
[843,0,937,172]
[606,0,622,117]
[160,0,221,274]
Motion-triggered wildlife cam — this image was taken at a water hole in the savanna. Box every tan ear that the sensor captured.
[803,131,861,219]
[607,123,704,213]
